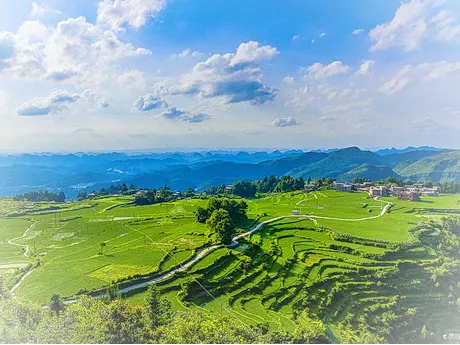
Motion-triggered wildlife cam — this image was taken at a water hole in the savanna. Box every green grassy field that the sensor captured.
[0,190,459,342]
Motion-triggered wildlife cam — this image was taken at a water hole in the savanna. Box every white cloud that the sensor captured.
[379,65,413,94]
[1,16,151,87]
[30,2,62,19]
[230,40,279,66]
[356,59,375,76]
[156,41,279,105]
[352,28,365,35]
[283,75,294,84]
[380,61,460,94]
[302,61,350,79]
[319,32,326,38]
[430,10,460,42]
[369,0,460,52]
[171,49,203,59]
[292,34,301,41]
[17,90,82,116]
[422,61,460,80]
[97,0,166,31]
[272,116,299,127]
[117,70,147,89]
[160,107,210,123]
[133,94,168,111]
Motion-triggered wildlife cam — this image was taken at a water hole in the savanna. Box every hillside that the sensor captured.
[337,163,400,182]
[286,147,384,179]
[395,150,460,182]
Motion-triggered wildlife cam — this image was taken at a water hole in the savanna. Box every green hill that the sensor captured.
[395,150,460,182]
[337,163,400,182]
[287,147,384,179]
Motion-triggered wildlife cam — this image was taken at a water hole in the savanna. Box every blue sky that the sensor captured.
[0,0,459,152]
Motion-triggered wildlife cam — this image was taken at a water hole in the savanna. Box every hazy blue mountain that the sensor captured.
[375,146,443,156]
[1,147,458,199]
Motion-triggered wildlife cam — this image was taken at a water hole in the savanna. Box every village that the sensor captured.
[332,181,439,201]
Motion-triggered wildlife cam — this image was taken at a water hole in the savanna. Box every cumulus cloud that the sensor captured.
[133,94,168,111]
[352,28,365,35]
[97,0,166,31]
[171,49,203,59]
[160,107,210,123]
[230,40,278,66]
[17,90,81,116]
[272,116,299,127]
[17,89,107,116]
[155,41,279,105]
[356,60,375,76]
[369,0,460,52]
[302,61,350,79]
[1,12,152,86]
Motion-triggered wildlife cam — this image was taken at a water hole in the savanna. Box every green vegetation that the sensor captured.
[0,190,459,343]
[12,190,66,202]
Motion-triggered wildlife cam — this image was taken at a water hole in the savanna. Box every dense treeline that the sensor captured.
[12,190,66,202]
[227,175,329,198]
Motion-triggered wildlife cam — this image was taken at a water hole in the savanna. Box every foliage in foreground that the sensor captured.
[0,290,328,344]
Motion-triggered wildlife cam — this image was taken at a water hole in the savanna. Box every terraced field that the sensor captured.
[1,191,459,342]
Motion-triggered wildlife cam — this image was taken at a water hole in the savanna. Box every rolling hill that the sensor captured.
[394,150,460,182]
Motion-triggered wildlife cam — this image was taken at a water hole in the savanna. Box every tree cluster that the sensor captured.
[134,186,175,206]
[195,197,248,244]
[12,190,66,203]
[437,180,460,194]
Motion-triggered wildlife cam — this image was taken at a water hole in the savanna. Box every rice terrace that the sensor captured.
[1,189,459,342]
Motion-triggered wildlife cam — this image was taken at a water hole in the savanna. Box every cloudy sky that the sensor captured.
[1,0,460,152]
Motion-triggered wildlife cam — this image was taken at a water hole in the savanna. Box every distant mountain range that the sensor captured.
[0,146,458,199]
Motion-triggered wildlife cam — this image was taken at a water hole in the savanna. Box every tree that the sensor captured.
[206,209,234,244]
[49,294,64,316]
[103,284,121,303]
[145,285,171,328]
[76,191,88,201]
[195,206,210,223]
[57,191,66,203]
[184,187,195,198]
[231,181,256,198]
